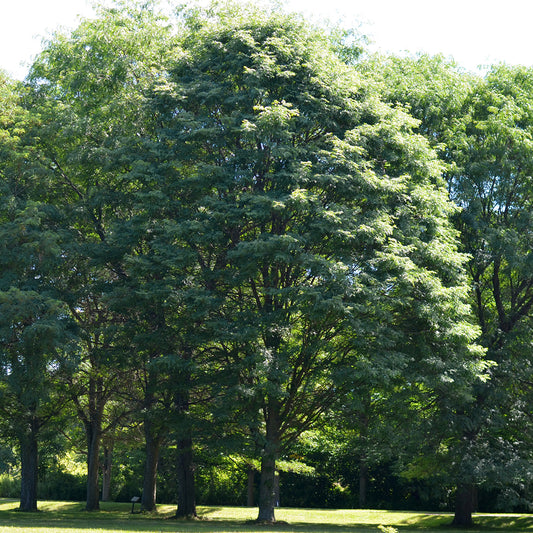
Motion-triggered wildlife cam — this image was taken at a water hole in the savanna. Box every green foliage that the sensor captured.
[37,470,86,502]
[0,474,20,498]
[20,0,184,511]
[361,52,533,520]
[196,460,247,505]
[1,0,517,518]
[146,5,483,521]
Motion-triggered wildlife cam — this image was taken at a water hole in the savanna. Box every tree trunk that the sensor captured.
[357,408,369,509]
[175,436,197,518]
[247,466,255,507]
[19,419,39,512]
[173,347,196,519]
[101,445,112,502]
[274,471,280,507]
[257,454,277,521]
[85,420,101,511]
[452,483,476,527]
[358,459,368,508]
[142,419,162,512]
[257,408,281,523]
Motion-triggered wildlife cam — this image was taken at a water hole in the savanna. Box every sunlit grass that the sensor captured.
[0,499,532,532]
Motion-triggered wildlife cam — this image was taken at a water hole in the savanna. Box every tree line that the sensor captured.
[0,1,531,527]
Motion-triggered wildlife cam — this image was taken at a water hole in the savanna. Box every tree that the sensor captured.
[367,55,533,526]
[25,0,176,510]
[0,73,77,511]
[0,289,73,511]
[446,65,533,525]
[152,4,482,522]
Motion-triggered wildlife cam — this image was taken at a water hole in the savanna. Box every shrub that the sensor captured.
[0,473,20,498]
[38,469,86,501]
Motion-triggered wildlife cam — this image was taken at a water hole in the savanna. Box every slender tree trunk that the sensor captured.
[142,419,162,512]
[247,466,255,507]
[19,419,39,512]
[101,445,112,502]
[257,407,281,523]
[72,359,106,512]
[274,471,280,507]
[141,367,163,512]
[357,407,370,509]
[358,459,368,508]
[452,483,476,527]
[80,370,107,511]
[175,436,197,518]
[173,347,196,519]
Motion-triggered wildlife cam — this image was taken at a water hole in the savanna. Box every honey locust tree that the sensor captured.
[0,73,77,511]
[153,4,483,522]
[25,0,176,510]
[367,55,533,526]
[446,66,533,525]
[104,203,218,516]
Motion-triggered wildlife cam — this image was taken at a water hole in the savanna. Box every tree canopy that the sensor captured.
[1,0,531,526]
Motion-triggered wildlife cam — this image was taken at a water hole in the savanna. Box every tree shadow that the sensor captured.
[1,501,532,532]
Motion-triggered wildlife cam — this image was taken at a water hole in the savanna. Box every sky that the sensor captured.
[2,0,533,80]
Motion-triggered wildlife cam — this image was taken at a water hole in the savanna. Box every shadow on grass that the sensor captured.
[0,518,369,532]
[0,514,378,532]
[395,512,533,532]
[196,506,224,517]
[0,501,532,532]
[470,514,533,530]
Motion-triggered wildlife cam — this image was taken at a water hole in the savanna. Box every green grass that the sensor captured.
[0,499,532,532]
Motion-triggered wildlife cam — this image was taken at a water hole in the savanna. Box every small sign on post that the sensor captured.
[130,496,141,514]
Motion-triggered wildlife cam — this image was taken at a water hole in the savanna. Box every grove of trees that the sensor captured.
[0,0,531,527]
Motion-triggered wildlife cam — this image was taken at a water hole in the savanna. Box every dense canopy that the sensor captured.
[0,0,530,527]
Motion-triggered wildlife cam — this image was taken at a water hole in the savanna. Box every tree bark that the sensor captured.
[175,436,197,518]
[19,419,39,512]
[452,483,476,527]
[257,407,280,523]
[358,459,368,508]
[173,347,196,519]
[142,419,162,512]
[101,444,112,502]
[257,454,277,521]
[247,466,255,507]
[85,416,102,511]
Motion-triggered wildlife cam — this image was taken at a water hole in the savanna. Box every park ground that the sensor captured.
[1,499,533,533]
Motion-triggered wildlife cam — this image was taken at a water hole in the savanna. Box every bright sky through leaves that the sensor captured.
[2,0,533,79]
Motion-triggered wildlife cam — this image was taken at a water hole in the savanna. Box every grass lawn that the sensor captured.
[0,499,532,532]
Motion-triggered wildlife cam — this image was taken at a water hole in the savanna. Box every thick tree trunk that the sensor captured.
[175,436,197,518]
[247,466,255,507]
[101,445,112,502]
[85,421,101,511]
[19,420,39,512]
[257,455,277,521]
[257,408,281,523]
[452,483,476,527]
[142,421,162,512]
